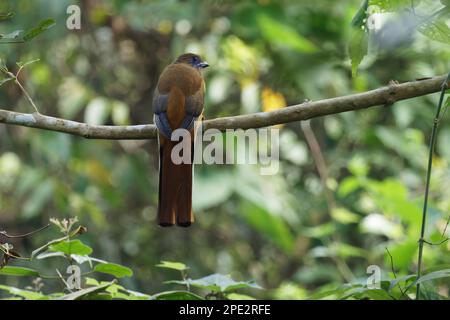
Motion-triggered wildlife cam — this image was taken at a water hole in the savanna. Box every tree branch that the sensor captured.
[0,75,447,139]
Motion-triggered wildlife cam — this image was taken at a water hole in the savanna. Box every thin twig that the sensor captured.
[0,224,49,238]
[301,120,355,282]
[422,238,449,246]
[441,215,450,238]
[416,72,450,300]
[9,72,40,114]
[301,120,335,210]
[385,247,407,298]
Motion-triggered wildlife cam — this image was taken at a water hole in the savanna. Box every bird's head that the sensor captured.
[175,53,209,69]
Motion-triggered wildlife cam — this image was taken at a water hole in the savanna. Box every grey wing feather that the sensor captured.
[180,90,204,131]
[153,90,172,139]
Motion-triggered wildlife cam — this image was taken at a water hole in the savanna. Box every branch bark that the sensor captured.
[0,75,447,139]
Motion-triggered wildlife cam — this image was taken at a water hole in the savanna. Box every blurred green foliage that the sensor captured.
[0,0,449,299]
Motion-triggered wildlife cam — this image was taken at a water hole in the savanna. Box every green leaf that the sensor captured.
[94,263,133,278]
[226,293,256,300]
[36,252,65,260]
[58,281,115,300]
[156,261,189,271]
[22,18,55,41]
[308,284,361,300]
[349,28,368,77]
[168,274,262,293]
[369,0,411,11]
[49,240,93,256]
[419,20,450,45]
[0,266,40,277]
[257,13,317,53]
[415,269,450,285]
[153,291,203,300]
[358,289,394,300]
[351,0,369,28]
[0,285,48,300]
[389,274,416,291]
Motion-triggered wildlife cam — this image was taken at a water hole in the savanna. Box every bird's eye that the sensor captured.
[192,56,199,64]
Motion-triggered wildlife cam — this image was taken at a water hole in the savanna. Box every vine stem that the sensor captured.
[416,72,450,300]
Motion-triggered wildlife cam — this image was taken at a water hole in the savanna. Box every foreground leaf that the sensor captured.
[0,266,39,277]
[156,261,189,271]
[153,290,203,300]
[58,281,115,300]
[0,285,48,300]
[23,19,55,41]
[49,240,93,256]
[349,28,368,77]
[168,274,262,293]
[94,263,133,278]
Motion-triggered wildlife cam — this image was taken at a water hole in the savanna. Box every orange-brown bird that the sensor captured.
[153,53,209,227]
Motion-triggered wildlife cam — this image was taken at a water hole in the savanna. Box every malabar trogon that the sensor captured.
[153,53,209,227]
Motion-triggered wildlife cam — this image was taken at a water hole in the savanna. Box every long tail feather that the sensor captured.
[157,138,194,227]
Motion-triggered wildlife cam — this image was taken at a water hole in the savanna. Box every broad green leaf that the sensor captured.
[36,252,65,260]
[58,281,115,300]
[349,28,368,77]
[49,239,93,256]
[419,20,450,45]
[0,285,48,300]
[351,0,369,28]
[23,19,56,41]
[389,274,416,291]
[257,13,317,53]
[226,293,256,300]
[168,274,262,293]
[415,269,450,284]
[369,0,411,11]
[156,261,189,271]
[153,291,203,300]
[0,266,40,277]
[94,263,133,278]
[85,277,100,286]
[357,289,394,300]
[308,284,362,300]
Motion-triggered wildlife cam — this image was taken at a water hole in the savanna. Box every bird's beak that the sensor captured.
[198,61,209,68]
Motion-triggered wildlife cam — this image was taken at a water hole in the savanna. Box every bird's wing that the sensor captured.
[180,85,205,131]
[153,89,173,139]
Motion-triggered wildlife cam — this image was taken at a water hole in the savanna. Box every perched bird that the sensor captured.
[153,53,209,227]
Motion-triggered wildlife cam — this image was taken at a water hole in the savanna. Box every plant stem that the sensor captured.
[416,72,449,300]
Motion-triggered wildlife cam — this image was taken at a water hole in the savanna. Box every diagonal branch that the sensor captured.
[0,75,448,140]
